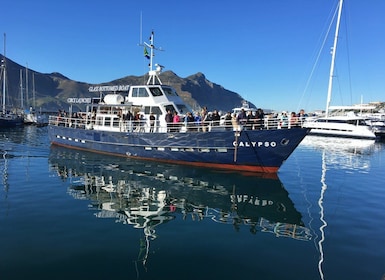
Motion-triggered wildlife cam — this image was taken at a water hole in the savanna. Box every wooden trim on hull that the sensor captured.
[51,141,280,177]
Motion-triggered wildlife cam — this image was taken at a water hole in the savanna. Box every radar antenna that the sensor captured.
[141,31,164,85]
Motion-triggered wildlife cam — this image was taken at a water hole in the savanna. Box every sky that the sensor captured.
[2,0,385,112]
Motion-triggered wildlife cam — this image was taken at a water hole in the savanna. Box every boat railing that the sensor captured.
[48,115,302,132]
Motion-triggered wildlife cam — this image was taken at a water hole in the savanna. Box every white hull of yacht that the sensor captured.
[303,116,377,140]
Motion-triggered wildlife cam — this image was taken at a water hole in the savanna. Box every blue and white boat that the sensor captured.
[48,32,308,174]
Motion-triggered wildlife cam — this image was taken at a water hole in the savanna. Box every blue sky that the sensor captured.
[3,0,385,112]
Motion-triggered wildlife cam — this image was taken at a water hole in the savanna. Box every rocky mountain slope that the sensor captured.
[1,54,253,113]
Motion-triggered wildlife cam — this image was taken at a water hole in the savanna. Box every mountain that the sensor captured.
[0,55,254,113]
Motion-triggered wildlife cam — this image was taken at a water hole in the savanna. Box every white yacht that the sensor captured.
[304,111,376,140]
[302,0,376,140]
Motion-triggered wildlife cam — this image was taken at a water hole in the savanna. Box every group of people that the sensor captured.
[234,108,265,130]
[164,107,268,132]
[282,109,308,128]
[164,107,223,132]
[58,106,309,133]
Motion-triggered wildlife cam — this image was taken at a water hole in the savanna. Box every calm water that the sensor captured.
[0,126,384,280]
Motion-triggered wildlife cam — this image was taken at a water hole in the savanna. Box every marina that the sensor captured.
[1,126,385,279]
[1,2,385,279]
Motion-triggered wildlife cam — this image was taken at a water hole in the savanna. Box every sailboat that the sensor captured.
[303,0,376,140]
[0,34,23,128]
[23,71,48,126]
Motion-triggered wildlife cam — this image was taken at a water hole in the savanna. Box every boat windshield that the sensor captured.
[149,87,163,97]
[162,86,179,97]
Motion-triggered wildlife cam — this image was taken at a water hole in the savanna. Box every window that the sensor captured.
[162,86,179,96]
[149,87,163,97]
[105,117,111,126]
[151,106,162,115]
[132,87,149,97]
[144,106,162,115]
[113,117,120,127]
[164,105,176,114]
[96,116,103,126]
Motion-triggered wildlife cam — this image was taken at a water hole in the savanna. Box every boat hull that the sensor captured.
[0,116,24,128]
[304,117,377,140]
[307,129,376,140]
[48,125,308,173]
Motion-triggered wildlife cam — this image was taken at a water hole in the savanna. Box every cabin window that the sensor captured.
[144,106,162,115]
[96,116,103,126]
[149,87,163,97]
[162,87,179,96]
[164,105,177,114]
[132,87,149,97]
[113,117,120,127]
[358,120,367,126]
[105,117,111,126]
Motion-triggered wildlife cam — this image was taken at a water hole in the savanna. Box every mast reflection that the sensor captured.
[301,136,376,280]
[49,146,311,267]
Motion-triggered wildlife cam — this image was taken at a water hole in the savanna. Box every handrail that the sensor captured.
[49,115,302,132]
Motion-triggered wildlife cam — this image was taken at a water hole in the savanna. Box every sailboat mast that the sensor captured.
[20,69,24,109]
[26,64,29,108]
[2,33,6,113]
[32,72,36,108]
[325,0,344,118]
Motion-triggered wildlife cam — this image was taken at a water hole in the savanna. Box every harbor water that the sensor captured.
[1,126,384,280]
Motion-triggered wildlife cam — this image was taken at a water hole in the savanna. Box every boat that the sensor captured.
[366,117,385,139]
[48,31,309,174]
[0,34,23,128]
[303,0,376,140]
[360,111,385,139]
[21,69,48,126]
[304,110,376,139]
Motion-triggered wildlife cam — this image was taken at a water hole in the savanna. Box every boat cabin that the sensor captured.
[85,83,193,133]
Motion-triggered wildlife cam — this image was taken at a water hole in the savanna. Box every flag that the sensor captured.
[144,47,150,59]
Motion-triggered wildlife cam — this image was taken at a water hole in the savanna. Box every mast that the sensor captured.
[143,31,164,85]
[25,63,29,108]
[20,69,24,109]
[325,0,344,118]
[32,72,36,108]
[2,33,6,113]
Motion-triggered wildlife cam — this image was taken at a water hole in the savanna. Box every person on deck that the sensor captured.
[211,110,221,126]
[149,112,156,132]
[236,109,247,128]
[165,110,173,132]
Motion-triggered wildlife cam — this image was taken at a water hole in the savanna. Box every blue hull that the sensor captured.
[48,125,308,173]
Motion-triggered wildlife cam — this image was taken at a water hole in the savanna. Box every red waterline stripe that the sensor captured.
[51,142,279,175]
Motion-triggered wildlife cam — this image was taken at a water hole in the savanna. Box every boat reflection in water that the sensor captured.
[300,135,376,280]
[49,146,311,267]
[301,135,376,171]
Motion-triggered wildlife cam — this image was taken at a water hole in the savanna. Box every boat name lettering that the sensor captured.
[88,85,130,92]
[233,141,277,148]
[67,98,92,104]
[230,195,273,206]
